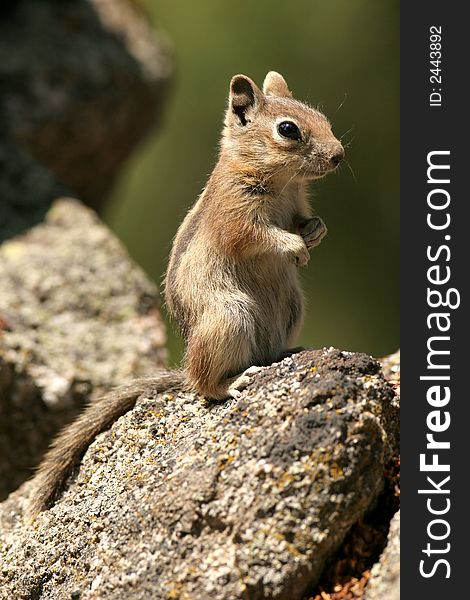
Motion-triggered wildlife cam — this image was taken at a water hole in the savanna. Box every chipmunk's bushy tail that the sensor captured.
[29,370,188,518]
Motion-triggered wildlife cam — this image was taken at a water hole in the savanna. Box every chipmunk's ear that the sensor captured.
[228,75,263,126]
[262,71,292,98]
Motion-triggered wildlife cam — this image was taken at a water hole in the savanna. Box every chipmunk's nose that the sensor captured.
[330,146,345,167]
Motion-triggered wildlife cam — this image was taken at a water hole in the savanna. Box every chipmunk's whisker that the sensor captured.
[332,92,348,119]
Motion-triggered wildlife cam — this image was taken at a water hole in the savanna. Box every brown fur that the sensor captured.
[166,71,343,398]
[29,72,343,517]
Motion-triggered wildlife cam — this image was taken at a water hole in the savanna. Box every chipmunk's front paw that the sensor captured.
[294,244,310,267]
[300,216,327,250]
[287,238,309,267]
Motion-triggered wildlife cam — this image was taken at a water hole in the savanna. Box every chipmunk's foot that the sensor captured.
[228,366,266,398]
[300,217,327,250]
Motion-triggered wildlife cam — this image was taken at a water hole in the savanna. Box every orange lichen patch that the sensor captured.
[145,410,164,419]
[259,528,304,559]
[167,582,191,600]
[329,463,344,479]
[218,454,235,471]
[276,470,296,490]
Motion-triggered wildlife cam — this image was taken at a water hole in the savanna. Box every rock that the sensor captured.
[365,510,400,600]
[361,352,400,600]
[379,349,400,394]
[0,198,167,500]
[0,0,171,232]
[0,139,68,242]
[0,348,397,600]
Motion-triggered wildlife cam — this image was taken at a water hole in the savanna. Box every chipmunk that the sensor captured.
[29,71,344,516]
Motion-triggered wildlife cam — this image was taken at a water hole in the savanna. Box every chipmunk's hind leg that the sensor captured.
[186,312,257,401]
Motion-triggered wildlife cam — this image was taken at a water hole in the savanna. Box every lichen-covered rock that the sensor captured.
[365,510,400,600]
[0,348,397,600]
[379,350,400,395]
[0,0,171,230]
[0,199,167,499]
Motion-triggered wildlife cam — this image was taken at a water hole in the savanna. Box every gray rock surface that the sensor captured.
[0,199,167,500]
[380,350,400,399]
[0,348,397,600]
[0,0,171,237]
[366,510,400,600]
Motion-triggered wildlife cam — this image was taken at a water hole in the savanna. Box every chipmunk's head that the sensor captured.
[222,71,344,182]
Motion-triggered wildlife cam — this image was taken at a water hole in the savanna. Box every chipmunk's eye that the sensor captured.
[277,121,301,141]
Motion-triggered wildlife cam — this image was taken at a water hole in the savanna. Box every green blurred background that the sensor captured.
[104,0,399,366]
